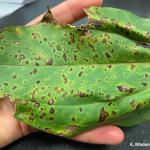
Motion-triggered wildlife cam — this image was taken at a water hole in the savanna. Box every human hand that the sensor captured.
[0,0,124,148]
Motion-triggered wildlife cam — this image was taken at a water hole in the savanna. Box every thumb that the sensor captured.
[0,98,36,148]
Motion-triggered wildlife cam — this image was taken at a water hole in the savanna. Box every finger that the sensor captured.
[73,125,124,145]
[27,0,103,25]
[51,0,103,23]
[0,99,37,148]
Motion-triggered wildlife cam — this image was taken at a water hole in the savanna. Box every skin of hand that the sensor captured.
[0,0,124,148]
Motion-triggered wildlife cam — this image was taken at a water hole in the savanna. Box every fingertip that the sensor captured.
[74,125,124,145]
[51,0,103,24]
[27,0,103,25]
[106,125,124,145]
[83,0,103,7]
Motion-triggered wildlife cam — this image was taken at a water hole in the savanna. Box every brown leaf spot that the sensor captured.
[33,68,37,74]
[73,54,77,61]
[36,80,40,84]
[78,71,83,77]
[62,91,67,97]
[130,100,143,111]
[88,43,95,51]
[83,30,91,36]
[40,113,46,119]
[135,103,143,111]
[98,80,101,83]
[79,107,83,112]
[32,32,39,39]
[131,100,143,111]
[29,113,34,121]
[66,125,78,133]
[108,102,112,106]
[34,102,40,108]
[130,64,136,70]
[99,107,109,122]
[70,33,75,43]
[43,37,47,42]
[72,117,75,122]
[18,54,25,61]
[3,83,8,86]
[105,78,109,82]
[63,53,67,61]
[46,58,53,65]
[41,8,57,23]
[117,85,134,93]
[76,91,88,98]
[48,98,54,105]
[105,95,110,101]
[48,92,51,97]
[105,52,111,58]
[49,117,54,121]
[141,82,147,86]
[12,86,17,90]
[31,90,36,102]
[106,64,112,69]
[54,87,64,93]
[93,54,98,59]
[102,38,108,43]
[112,111,117,115]
[62,74,68,84]
[69,68,73,72]
[35,62,39,66]
[42,96,45,100]
[50,108,55,114]
[145,73,148,78]
[13,75,17,79]
[57,45,61,51]
[71,90,74,95]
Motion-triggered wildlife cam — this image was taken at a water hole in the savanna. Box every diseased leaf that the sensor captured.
[85,7,150,43]
[0,7,150,137]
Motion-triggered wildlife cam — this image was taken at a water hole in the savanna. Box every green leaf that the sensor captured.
[0,7,150,137]
[85,6,150,43]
